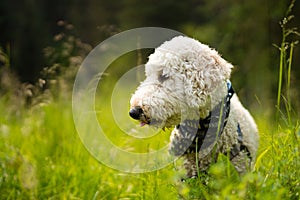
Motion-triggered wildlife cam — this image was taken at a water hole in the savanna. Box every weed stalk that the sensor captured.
[275,0,299,127]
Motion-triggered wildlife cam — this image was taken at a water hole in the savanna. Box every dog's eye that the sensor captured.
[158,74,169,82]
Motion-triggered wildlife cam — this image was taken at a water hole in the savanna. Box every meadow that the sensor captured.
[1,6,300,200]
[1,77,299,200]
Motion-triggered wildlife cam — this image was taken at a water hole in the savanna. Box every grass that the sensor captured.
[1,5,300,199]
[0,96,299,199]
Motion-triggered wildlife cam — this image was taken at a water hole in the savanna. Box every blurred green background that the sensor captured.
[1,0,300,116]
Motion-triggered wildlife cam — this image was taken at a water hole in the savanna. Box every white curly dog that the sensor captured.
[129,36,259,178]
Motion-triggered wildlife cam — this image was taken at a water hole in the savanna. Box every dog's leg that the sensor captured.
[230,151,252,174]
[183,153,198,178]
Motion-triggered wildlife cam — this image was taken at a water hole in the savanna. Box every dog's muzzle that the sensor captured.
[129,106,151,126]
[129,106,144,120]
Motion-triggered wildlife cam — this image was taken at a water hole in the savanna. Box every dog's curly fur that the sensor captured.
[130,36,259,177]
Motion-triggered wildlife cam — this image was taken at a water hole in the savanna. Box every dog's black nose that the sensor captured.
[129,107,143,120]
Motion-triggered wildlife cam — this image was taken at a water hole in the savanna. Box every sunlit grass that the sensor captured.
[0,98,185,199]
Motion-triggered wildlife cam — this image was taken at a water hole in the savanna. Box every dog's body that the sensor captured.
[129,36,258,177]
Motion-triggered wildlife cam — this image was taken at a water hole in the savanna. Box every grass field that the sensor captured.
[0,86,299,199]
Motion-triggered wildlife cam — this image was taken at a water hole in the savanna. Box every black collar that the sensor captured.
[169,80,252,163]
[184,80,234,153]
[171,81,234,156]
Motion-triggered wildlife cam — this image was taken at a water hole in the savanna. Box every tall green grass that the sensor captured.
[274,0,299,126]
[1,5,300,200]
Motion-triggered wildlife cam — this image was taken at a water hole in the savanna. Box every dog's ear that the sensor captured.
[184,51,233,109]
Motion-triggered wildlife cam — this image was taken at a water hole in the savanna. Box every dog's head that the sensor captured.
[129,36,233,128]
